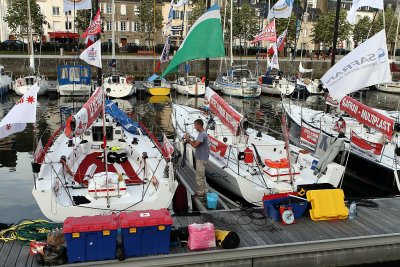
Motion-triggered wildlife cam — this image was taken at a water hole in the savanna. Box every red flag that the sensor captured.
[351,131,383,156]
[85,35,95,48]
[82,9,102,38]
[251,20,277,44]
[267,29,287,55]
[155,61,161,72]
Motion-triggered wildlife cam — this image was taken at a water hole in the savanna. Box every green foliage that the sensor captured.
[4,0,47,37]
[353,16,372,46]
[370,5,398,44]
[76,3,99,34]
[138,0,164,34]
[275,14,297,45]
[188,0,206,26]
[311,9,352,47]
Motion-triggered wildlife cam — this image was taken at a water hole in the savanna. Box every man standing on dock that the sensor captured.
[185,119,210,199]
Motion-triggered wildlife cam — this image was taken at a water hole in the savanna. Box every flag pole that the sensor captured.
[95,0,102,86]
[205,0,211,87]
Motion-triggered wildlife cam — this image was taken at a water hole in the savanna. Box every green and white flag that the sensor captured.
[160,2,225,78]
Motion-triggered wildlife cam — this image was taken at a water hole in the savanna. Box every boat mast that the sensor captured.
[112,0,116,69]
[96,0,102,86]
[27,0,34,73]
[392,3,400,63]
[153,0,156,71]
[330,0,341,67]
[205,0,211,86]
[230,0,233,67]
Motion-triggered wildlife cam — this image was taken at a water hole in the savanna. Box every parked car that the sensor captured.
[1,40,27,51]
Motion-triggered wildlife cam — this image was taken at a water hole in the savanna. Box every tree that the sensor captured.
[188,0,206,27]
[353,16,372,47]
[76,3,98,34]
[370,4,398,53]
[311,9,352,50]
[138,0,163,48]
[4,0,46,38]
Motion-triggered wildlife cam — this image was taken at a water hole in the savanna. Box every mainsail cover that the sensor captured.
[204,87,243,135]
[65,87,104,139]
[299,62,313,73]
[104,100,144,135]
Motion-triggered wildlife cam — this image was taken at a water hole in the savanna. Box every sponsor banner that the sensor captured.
[65,87,104,138]
[351,131,383,157]
[209,135,228,157]
[326,94,339,107]
[162,134,174,158]
[267,0,294,19]
[251,20,276,44]
[321,30,391,100]
[79,40,102,68]
[340,96,394,140]
[300,126,319,149]
[205,87,243,135]
[270,43,279,70]
[63,0,92,13]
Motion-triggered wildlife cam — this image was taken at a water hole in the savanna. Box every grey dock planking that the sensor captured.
[5,198,400,266]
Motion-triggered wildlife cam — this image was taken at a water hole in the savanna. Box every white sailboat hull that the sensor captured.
[103,83,136,98]
[14,77,50,96]
[375,82,400,94]
[173,82,205,96]
[57,84,92,96]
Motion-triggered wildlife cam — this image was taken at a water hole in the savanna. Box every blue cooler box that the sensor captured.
[63,214,118,263]
[119,209,173,257]
[263,193,308,221]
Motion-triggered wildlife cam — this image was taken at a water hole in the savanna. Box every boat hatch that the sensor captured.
[25,77,35,85]
[92,126,114,142]
[154,79,162,86]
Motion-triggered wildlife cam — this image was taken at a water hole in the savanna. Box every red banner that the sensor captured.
[209,135,228,157]
[300,126,319,148]
[340,96,394,140]
[251,20,277,44]
[205,87,243,135]
[65,87,104,139]
[351,131,383,156]
[82,9,102,38]
[162,134,174,158]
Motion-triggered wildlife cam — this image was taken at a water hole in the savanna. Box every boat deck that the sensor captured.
[3,197,400,266]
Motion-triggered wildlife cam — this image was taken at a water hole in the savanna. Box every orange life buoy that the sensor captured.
[259,77,262,84]
[265,158,290,168]
[201,77,206,83]
[126,76,134,84]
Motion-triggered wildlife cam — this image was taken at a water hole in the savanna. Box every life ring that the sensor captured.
[201,77,206,83]
[16,78,25,87]
[126,76,134,84]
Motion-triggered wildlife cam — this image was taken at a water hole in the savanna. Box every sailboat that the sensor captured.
[172,87,345,205]
[0,65,13,97]
[57,65,92,96]
[375,62,400,93]
[13,0,50,96]
[102,0,136,98]
[32,87,177,222]
[172,75,206,96]
[295,63,324,95]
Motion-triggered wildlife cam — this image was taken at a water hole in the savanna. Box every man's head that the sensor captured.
[339,117,343,121]
[194,119,204,132]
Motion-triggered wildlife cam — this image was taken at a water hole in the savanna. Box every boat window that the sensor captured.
[92,126,114,142]
[187,77,196,83]
[69,67,81,82]
[0,69,5,76]
[154,79,161,86]
[233,70,252,79]
[115,129,121,134]
[61,68,68,79]
[82,68,89,77]
[26,77,35,85]
[112,76,119,83]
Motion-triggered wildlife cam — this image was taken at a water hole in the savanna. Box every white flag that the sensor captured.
[172,0,189,8]
[0,82,38,139]
[63,0,92,13]
[321,30,391,100]
[267,0,294,19]
[270,43,279,70]
[79,39,102,68]
[347,0,384,24]
[164,0,174,37]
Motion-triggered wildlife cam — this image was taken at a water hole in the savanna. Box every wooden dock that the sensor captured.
[2,197,400,266]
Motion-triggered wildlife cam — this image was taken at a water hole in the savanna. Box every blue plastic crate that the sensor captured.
[263,194,308,222]
[63,214,118,263]
[119,209,173,257]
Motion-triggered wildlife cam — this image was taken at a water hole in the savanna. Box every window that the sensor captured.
[69,67,80,82]
[174,10,180,20]
[92,126,113,142]
[65,22,72,30]
[121,5,126,15]
[121,21,126,31]
[134,6,140,15]
[106,21,112,31]
[106,4,112,14]
[65,11,72,16]
[52,6,59,16]
[132,22,138,32]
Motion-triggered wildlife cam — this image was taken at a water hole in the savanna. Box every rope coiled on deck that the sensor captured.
[0,220,62,245]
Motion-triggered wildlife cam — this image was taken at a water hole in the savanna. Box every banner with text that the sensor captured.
[300,126,320,150]
[209,135,228,158]
[351,131,384,158]
[340,96,394,140]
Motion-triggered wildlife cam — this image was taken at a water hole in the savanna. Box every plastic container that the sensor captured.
[63,214,118,263]
[207,193,218,209]
[306,189,348,221]
[263,193,308,221]
[348,201,357,219]
[118,209,173,257]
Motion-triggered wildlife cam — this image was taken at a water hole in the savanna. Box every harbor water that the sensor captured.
[0,88,399,224]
